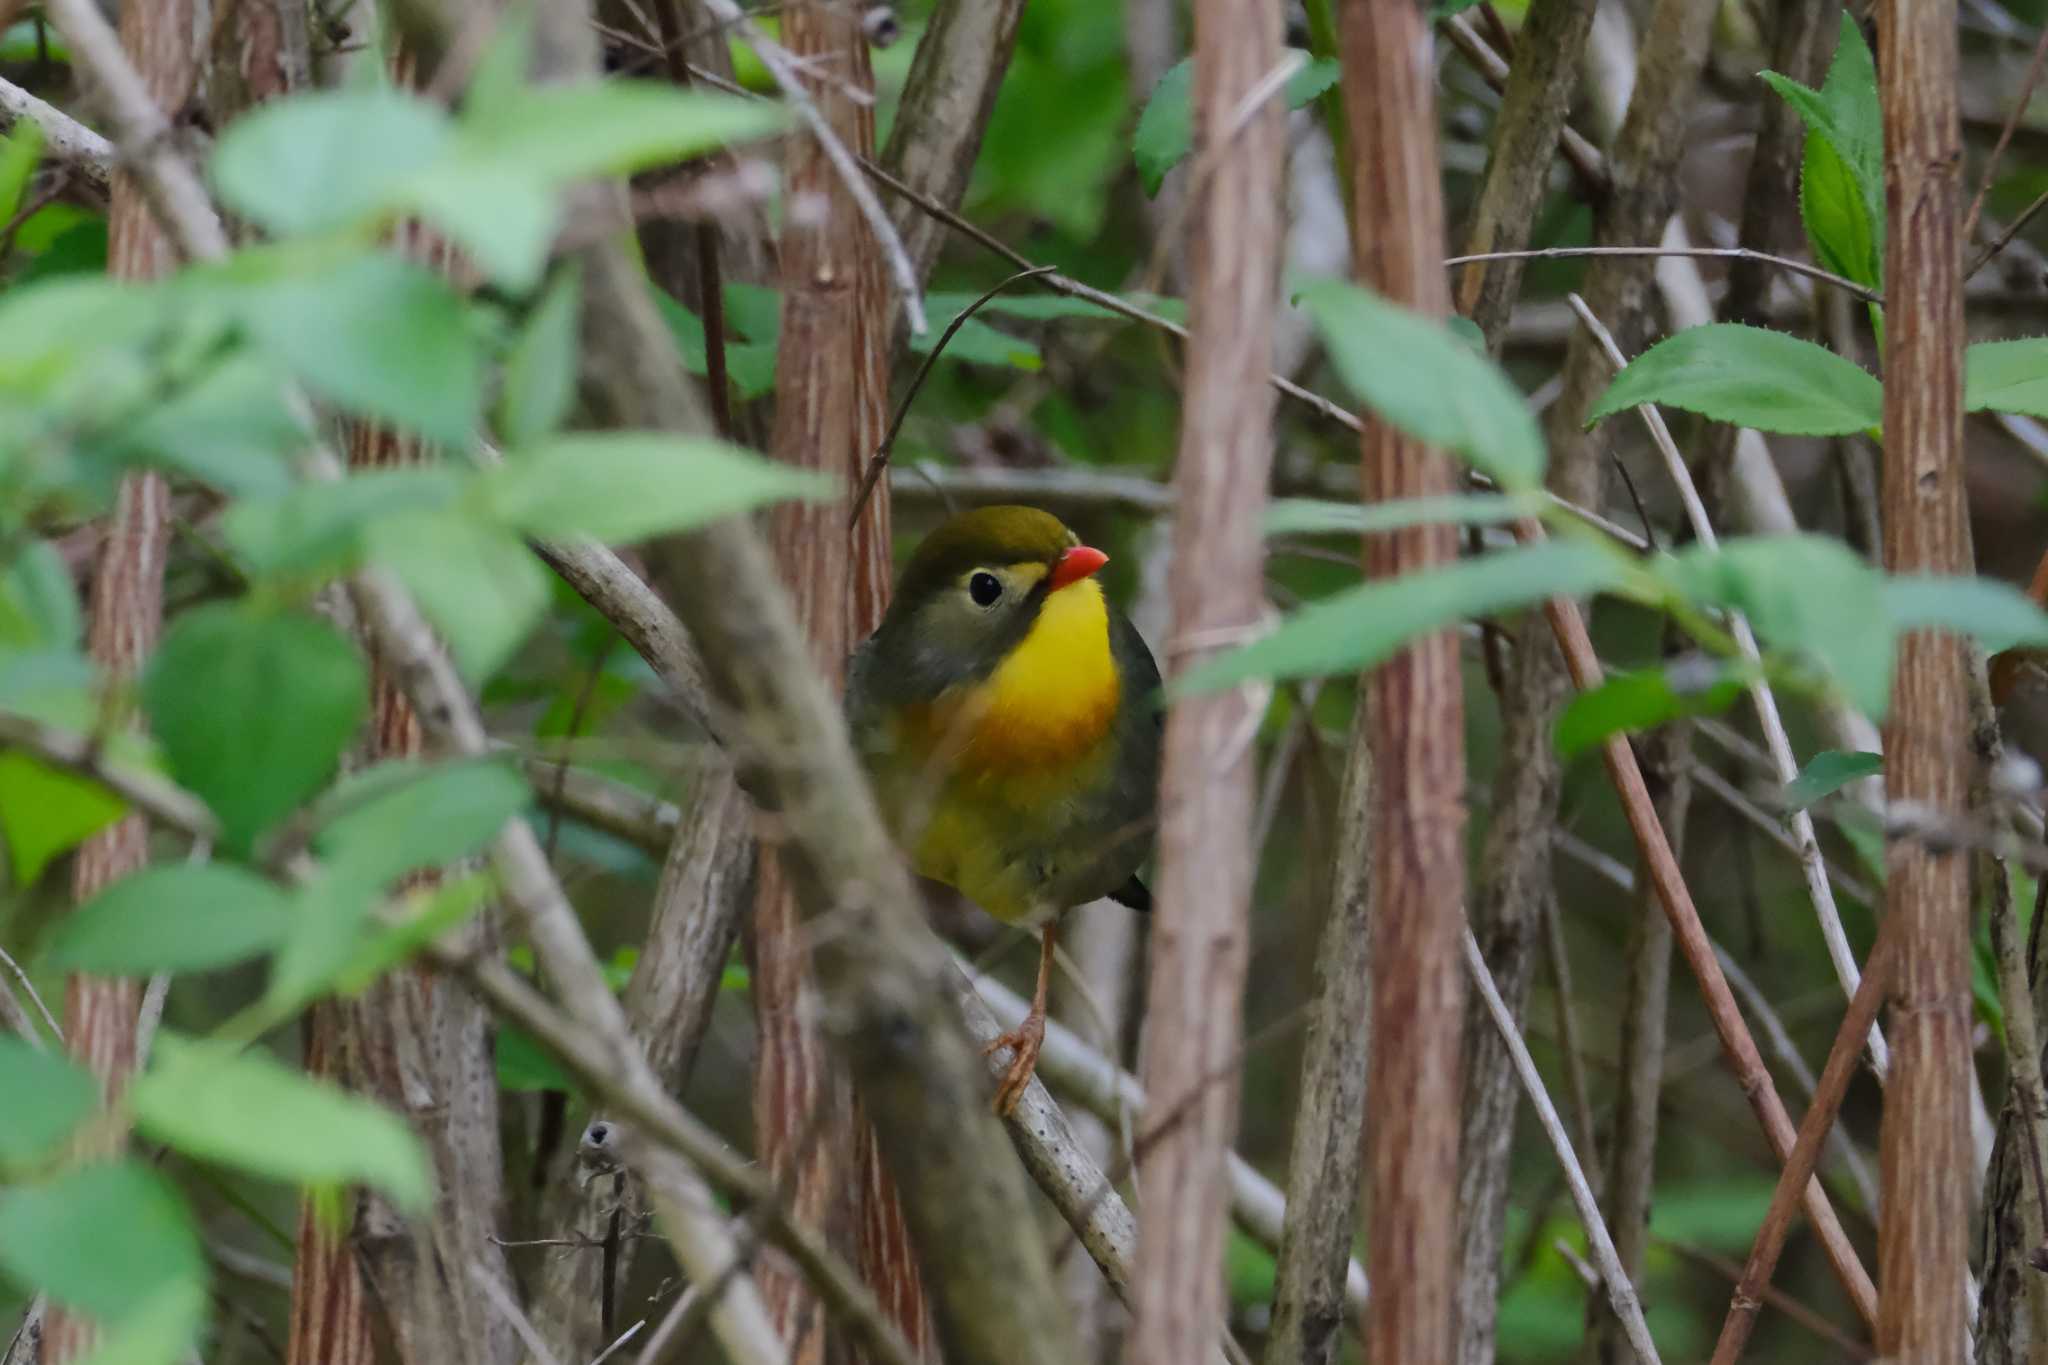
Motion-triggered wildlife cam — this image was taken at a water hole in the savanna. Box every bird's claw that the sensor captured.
[982,1016,1046,1116]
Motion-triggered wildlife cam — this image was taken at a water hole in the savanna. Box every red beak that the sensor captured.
[1049,545,1109,592]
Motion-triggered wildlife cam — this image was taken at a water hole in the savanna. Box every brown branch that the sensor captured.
[1709,920,1896,1365]
[1128,1,1283,1360]
[876,0,1028,303]
[44,2,191,1357]
[1451,4,1713,1358]
[1964,19,2048,243]
[1342,7,1466,1365]
[1439,11,1607,202]
[1523,520,1880,1331]
[1260,722,1371,1365]
[1445,0,1602,341]
[0,75,113,193]
[1876,3,1976,1360]
[1589,712,1689,1365]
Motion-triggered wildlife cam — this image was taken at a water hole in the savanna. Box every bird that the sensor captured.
[846,505,1161,1115]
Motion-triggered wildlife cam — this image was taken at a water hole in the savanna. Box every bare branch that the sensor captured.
[0,75,113,189]
[1463,930,1662,1365]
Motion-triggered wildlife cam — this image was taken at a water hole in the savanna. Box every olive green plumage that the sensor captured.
[845,506,1160,923]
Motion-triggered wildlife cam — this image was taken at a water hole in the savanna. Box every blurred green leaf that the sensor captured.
[496,1022,574,1093]
[0,120,43,224]
[1299,277,1546,490]
[99,352,307,498]
[0,1162,206,1323]
[483,433,834,544]
[366,511,552,682]
[1965,338,2048,419]
[45,864,292,975]
[1132,52,1339,196]
[316,757,530,890]
[332,871,499,996]
[132,1034,431,1212]
[0,751,126,889]
[228,251,482,445]
[1882,574,2048,652]
[1178,541,1623,694]
[0,540,81,651]
[144,604,368,852]
[0,1037,98,1164]
[66,1282,208,1365]
[656,291,779,400]
[1662,535,1892,716]
[1554,662,1746,758]
[1586,324,1882,436]
[1785,750,1884,810]
[1264,493,1531,538]
[210,89,450,236]
[497,264,582,446]
[224,467,466,578]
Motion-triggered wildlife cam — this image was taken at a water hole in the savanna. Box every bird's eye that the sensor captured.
[968,571,1003,608]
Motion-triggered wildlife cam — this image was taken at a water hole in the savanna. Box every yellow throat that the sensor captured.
[936,577,1121,776]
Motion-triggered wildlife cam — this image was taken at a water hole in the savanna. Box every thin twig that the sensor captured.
[847,265,1055,527]
[1449,245,1882,304]
[0,711,222,842]
[1967,180,2048,280]
[470,1263,565,1365]
[1707,920,1896,1365]
[690,0,926,334]
[1521,513,1881,1330]
[1566,291,1892,1081]
[0,945,60,1046]
[1462,929,1662,1365]
[1964,18,2048,242]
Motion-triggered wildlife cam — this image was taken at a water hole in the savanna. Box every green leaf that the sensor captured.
[497,263,582,445]
[143,605,368,853]
[365,511,550,682]
[657,291,777,399]
[1662,535,1893,716]
[45,864,293,975]
[1554,662,1746,758]
[496,1023,574,1093]
[0,121,43,224]
[415,83,786,289]
[100,352,307,498]
[265,866,379,1012]
[1132,53,1339,196]
[231,251,482,445]
[482,433,834,544]
[0,540,81,650]
[132,1033,431,1212]
[1785,750,1884,809]
[1965,338,2048,419]
[1177,540,1624,694]
[210,89,451,237]
[1883,574,2048,653]
[1586,324,1882,436]
[1264,493,1532,538]
[0,1037,98,1164]
[1798,128,1881,290]
[68,1283,207,1365]
[224,467,466,578]
[1299,277,1546,490]
[0,751,126,889]
[332,870,498,996]
[316,757,530,890]
[0,1162,206,1322]
[1763,16,1883,288]
[906,309,1042,370]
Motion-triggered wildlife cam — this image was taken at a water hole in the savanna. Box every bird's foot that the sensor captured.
[982,1014,1046,1116]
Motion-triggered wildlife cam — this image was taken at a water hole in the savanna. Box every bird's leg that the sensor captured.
[983,922,1056,1116]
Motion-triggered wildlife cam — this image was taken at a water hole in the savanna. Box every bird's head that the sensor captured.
[875,505,1110,694]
